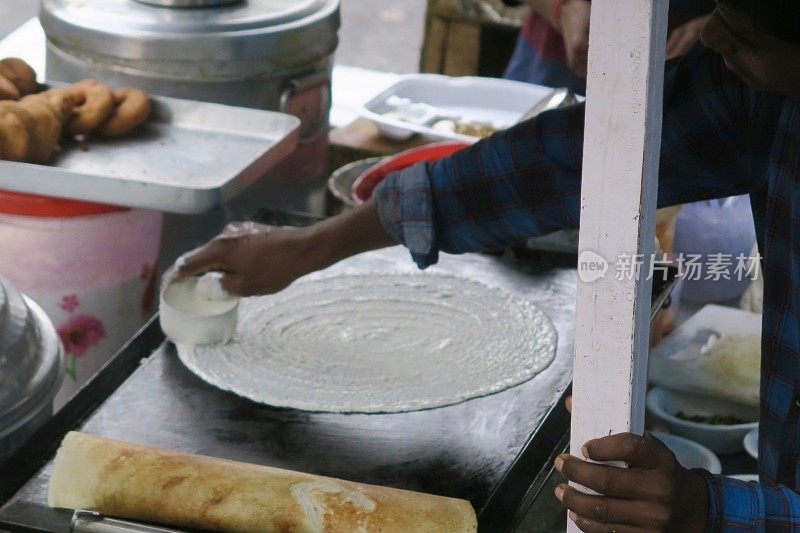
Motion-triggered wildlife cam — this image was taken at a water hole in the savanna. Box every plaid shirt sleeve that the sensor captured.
[698,470,800,532]
[374,45,757,269]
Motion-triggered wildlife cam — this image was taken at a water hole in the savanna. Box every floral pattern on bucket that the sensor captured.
[56,295,107,380]
[59,294,80,313]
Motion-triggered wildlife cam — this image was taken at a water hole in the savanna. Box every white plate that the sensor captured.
[652,432,722,474]
[359,75,553,141]
[743,428,759,460]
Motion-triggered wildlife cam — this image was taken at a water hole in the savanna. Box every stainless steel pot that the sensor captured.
[0,276,64,464]
[42,0,342,270]
[41,0,340,189]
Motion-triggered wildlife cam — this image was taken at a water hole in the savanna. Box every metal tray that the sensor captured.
[0,92,300,214]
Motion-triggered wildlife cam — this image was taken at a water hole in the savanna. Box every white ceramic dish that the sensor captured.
[159,276,239,346]
[652,432,722,474]
[743,428,759,460]
[359,75,553,141]
[647,387,758,455]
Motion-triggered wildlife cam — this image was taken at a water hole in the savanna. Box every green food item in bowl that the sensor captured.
[646,387,759,455]
[675,411,747,426]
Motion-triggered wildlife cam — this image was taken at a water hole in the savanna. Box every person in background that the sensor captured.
[176,2,800,529]
[503,0,759,328]
[501,0,715,93]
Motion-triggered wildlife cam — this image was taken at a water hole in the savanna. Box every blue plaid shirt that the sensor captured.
[375,45,800,531]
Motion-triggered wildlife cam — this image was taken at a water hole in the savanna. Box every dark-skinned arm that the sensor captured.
[174,200,393,296]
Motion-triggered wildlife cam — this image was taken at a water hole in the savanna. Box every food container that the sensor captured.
[358,75,556,142]
[0,191,163,410]
[41,0,340,193]
[160,277,239,346]
[647,387,758,454]
[0,276,64,464]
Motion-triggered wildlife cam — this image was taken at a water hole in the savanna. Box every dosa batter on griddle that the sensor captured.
[178,273,557,413]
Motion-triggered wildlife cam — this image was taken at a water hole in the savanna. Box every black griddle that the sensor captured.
[0,210,680,533]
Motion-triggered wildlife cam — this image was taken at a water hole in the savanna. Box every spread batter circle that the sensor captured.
[178,273,558,413]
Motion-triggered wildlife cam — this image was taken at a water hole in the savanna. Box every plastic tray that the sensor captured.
[359,74,553,141]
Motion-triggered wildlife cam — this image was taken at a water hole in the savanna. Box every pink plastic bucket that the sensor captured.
[0,193,163,409]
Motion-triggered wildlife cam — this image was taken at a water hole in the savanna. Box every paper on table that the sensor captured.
[649,305,761,406]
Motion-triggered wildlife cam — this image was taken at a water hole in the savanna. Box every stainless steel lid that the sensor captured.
[0,277,64,434]
[40,0,340,62]
[135,0,243,7]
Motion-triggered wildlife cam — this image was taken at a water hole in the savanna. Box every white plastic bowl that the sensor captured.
[647,388,758,455]
[652,432,722,474]
[743,428,759,460]
[160,277,238,346]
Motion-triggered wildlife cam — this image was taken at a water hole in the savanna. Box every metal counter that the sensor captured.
[0,247,578,533]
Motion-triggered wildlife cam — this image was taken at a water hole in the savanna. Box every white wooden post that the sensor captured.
[570,0,668,529]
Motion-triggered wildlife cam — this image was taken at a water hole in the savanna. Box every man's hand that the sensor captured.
[558,0,592,78]
[164,200,396,297]
[554,431,709,532]
[168,222,322,297]
[666,15,712,60]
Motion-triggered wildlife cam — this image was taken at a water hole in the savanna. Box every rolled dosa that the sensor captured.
[48,432,477,533]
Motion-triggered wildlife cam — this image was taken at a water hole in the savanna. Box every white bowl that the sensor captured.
[743,428,759,460]
[160,277,238,346]
[652,432,722,474]
[647,388,758,455]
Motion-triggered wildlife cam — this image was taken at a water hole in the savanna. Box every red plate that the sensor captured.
[351,141,473,205]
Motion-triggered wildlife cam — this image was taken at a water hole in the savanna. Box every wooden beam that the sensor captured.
[420,16,450,73]
[443,21,481,76]
[569,0,668,529]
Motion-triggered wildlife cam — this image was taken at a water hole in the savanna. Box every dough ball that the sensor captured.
[0,75,20,101]
[0,109,30,161]
[65,80,115,136]
[0,101,34,161]
[0,58,38,96]
[96,87,152,137]
[19,98,62,164]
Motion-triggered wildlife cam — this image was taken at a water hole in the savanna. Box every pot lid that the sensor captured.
[0,276,64,433]
[40,0,340,61]
[135,0,244,7]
